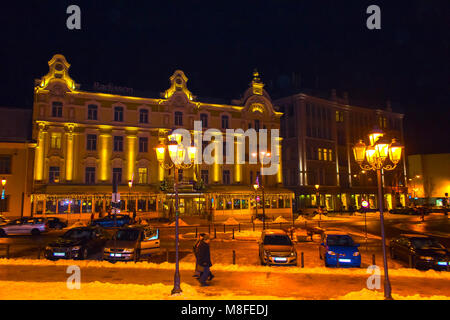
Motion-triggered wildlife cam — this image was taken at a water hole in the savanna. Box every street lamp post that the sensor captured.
[353,128,404,300]
[314,184,320,225]
[128,179,133,214]
[253,183,259,223]
[155,134,196,296]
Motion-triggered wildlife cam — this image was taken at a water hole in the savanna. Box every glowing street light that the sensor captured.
[155,133,196,296]
[353,127,404,300]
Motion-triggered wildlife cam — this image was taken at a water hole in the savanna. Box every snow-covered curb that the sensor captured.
[336,288,450,300]
[1,258,450,279]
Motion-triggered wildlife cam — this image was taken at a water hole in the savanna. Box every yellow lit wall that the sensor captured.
[34,127,46,181]
[65,133,74,181]
[126,134,137,181]
[99,134,111,182]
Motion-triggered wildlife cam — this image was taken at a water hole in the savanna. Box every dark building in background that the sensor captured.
[275,90,408,212]
[0,107,35,217]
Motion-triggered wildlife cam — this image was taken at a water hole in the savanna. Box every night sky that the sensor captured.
[0,0,448,155]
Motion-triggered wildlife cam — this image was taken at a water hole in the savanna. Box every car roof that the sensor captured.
[400,234,432,239]
[262,229,288,236]
[325,231,350,236]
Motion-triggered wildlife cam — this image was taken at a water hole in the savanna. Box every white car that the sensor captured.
[0,218,48,236]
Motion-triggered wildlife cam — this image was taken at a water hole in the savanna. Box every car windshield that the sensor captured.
[327,235,354,246]
[114,229,140,241]
[263,235,292,245]
[62,229,92,239]
[411,238,445,250]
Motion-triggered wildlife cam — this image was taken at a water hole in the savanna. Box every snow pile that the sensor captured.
[0,280,291,300]
[252,219,263,224]
[168,219,189,227]
[67,220,88,229]
[295,216,308,223]
[273,216,288,223]
[312,214,333,220]
[223,217,240,225]
[336,288,450,300]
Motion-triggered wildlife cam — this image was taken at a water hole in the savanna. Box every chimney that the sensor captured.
[343,91,349,104]
[331,89,337,101]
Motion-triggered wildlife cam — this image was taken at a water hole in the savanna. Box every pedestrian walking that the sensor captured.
[197,234,213,286]
[192,233,204,278]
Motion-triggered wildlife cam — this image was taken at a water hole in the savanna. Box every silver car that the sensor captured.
[0,218,48,236]
[258,229,297,266]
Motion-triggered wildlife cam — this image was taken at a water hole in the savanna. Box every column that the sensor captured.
[126,132,137,182]
[34,123,47,181]
[213,139,220,183]
[234,137,242,183]
[65,124,75,182]
[99,132,112,182]
[276,137,283,184]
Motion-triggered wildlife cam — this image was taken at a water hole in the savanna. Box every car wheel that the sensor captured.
[134,249,141,262]
[0,229,5,237]
[31,229,40,236]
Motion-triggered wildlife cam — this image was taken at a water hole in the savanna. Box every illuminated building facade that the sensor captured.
[31,54,293,221]
[0,108,35,218]
[275,91,408,211]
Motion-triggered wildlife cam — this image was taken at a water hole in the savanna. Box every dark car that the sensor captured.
[91,214,132,228]
[104,225,160,262]
[390,234,449,270]
[389,207,416,215]
[45,226,110,260]
[45,217,68,229]
[258,229,297,266]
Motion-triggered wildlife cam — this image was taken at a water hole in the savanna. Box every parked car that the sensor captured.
[45,217,68,229]
[45,226,110,260]
[91,214,132,228]
[0,217,48,236]
[319,231,361,267]
[389,207,417,215]
[104,225,160,262]
[390,234,449,270]
[258,229,297,266]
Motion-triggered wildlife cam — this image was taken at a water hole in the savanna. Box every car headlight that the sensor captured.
[123,248,134,253]
[353,252,360,256]
[327,251,336,256]
[419,256,433,261]
[290,251,296,257]
[71,246,81,251]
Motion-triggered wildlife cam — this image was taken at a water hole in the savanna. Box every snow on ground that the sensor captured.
[223,217,240,225]
[168,219,189,227]
[0,280,290,300]
[1,258,449,279]
[311,214,334,220]
[273,216,289,223]
[336,288,450,300]
[233,230,261,240]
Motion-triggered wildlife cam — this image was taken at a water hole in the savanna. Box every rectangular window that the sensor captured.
[0,156,12,174]
[88,105,98,120]
[254,120,260,131]
[86,134,97,151]
[318,148,322,161]
[49,166,60,183]
[200,113,208,128]
[328,149,333,161]
[138,167,148,184]
[114,136,123,152]
[221,115,229,129]
[201,170,209,184]
[112,168,122,184]
[114,107,124,122]
[50,133,61,149]
[223,170,231,185]
[178,169,183,182]
[52,102,63,118]
[175,111,183,126]
[0,196,9,212]
[139,137,148,153]
[139,109,149,124]
[323,149,327,161]
[85,167,95,184]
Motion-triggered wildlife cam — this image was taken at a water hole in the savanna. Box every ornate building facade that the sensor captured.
[31,54,293,222]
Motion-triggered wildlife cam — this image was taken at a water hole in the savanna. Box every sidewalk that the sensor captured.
[0,259,449,300]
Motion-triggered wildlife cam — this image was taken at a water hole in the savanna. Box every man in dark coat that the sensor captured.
[197,234,213,286]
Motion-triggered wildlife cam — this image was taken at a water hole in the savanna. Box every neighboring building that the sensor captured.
[407,153,450,206]
[275,90,408,212]
[31,54,293,222]
[0,107,36,218]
